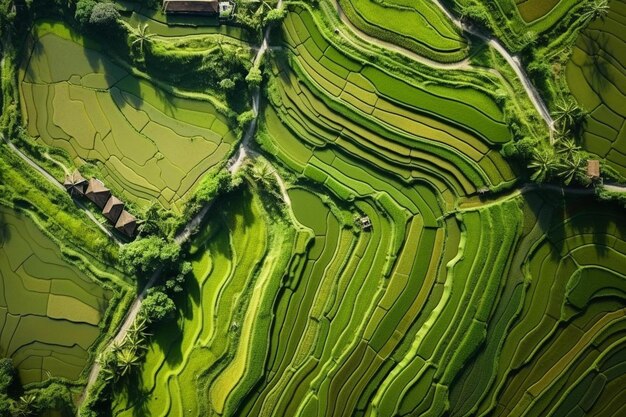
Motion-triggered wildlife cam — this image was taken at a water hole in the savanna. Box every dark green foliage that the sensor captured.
[138,204,178,239]
[119,236,180,276]
[88,2,119,27]
[74,0,96,27]
[501,136,539,159]
[140,289,176,323]
[164,261,191,293]
[263,8,286,27]
[245,66,262,88]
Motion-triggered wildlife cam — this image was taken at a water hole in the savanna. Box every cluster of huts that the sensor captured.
[64,171,137,237]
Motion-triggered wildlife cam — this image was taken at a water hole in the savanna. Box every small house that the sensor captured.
[102,196,124,224]
[587,160,600,180]
[115,210,138,237]
[63,170,87,197]
[163,0,219,15]
[85,178,112,209]
[358,216,372,230]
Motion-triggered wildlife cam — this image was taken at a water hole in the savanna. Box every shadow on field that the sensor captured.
[122,370,151,417]
[580,32,613,95]
[0,209,10,246]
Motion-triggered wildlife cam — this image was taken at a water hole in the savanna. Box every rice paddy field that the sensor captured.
[0,205,113,385]
[19,22,238,210]
[337,0,468,62]
[566,0,626,177]
[3,0,626,414]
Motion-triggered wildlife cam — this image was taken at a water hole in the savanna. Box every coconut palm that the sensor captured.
[556,137,581,159]
[558,153,585,185]
[132,23,155,58]
[553,99,585,133]
[127,317,150,347]
[116,347,141,377]
[582,0,610,22]
[528,149,558,183]
[14,394,37,416]
[251,162,276,190]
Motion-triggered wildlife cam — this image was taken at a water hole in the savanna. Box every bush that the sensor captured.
[89,2,119,27]
[75,0,96,27]
[119,236,180,276]
[139,289,176,323]
[245,66,263,88]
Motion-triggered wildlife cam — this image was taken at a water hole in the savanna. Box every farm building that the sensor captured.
[102,196,124,224]
[85,178,112,209]
[115,210,138,237]
[587,160,600,180]
[63,170,87,197]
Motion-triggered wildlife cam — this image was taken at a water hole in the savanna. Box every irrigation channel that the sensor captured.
[79,0,286,408]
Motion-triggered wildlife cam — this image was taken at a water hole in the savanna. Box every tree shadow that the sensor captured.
[580,31,613,95]
[120,369,151,417]
[0,209,10,247]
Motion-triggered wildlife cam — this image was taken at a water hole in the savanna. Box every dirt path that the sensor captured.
[430,0,555,132]
[603,184,626,193]
[330,0,471,70]
[1,134,122,244]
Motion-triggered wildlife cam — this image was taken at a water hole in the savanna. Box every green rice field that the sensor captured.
[566,0,626,177]
[337,0,468,62]
[19,22,238,210]
[0,205,112,385]
[3,0,626,414]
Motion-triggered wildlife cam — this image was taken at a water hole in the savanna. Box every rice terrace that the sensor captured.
[0,0,626,415]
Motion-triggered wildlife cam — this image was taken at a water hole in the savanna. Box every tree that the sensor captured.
[553,99,586,133]
[132,23,155,59]
[558,153,585,185]
[245,66,263,88]
[75,0,97,27]
[115,347,141,378]
[140,289,176,323]
[119,236,180,276]
[263,7,286,26]
[582,0,610,22]
[89,2,120,27]
[556,137,580,159]
[528,148,558,183]
[237,110,255,130]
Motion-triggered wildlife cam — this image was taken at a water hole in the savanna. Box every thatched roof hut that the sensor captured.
[587,160,600,180]
[163,0,219,14]
[63,170,87,197]
[102,196,124,224]
[85,178,112,209]
[115,210,137,237]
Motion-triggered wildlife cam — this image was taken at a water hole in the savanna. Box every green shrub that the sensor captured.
[139,289,176,324]
[75,0,96,27]
[89,2,120,27]
[119,236,180,276]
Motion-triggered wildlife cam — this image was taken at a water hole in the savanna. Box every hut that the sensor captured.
[85,178,112,209]
[115,210,138,237]
[358,216,372,230]
[587,160,600,180]
[63,170,87,197]
[163,0,219,15]
[102,196,124,224]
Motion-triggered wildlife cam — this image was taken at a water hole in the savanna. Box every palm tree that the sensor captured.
[251,162,276,190]
[127,317,150,348]
[116,347,141,377]
[553,99,586,133]
[528,149,558,183]
[556,137,581,159]
[582,0,610,22]
[558,153,585,185]
[132,23,155,59]
[14,394,37,416]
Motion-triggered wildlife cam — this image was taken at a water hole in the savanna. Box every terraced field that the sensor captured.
[337,0,468,62]
[19,22,238,210]
[5,0,624,414]
[566,0,626,177]
[112,187,297,416]
[0,205,112,385]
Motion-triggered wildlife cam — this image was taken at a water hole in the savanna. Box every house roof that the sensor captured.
[587,160,600,178]
[115,210,137,237]
[102,196,124,223]
[64,170,87,196]
[85,178,112,208]
[163,0,219,14]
